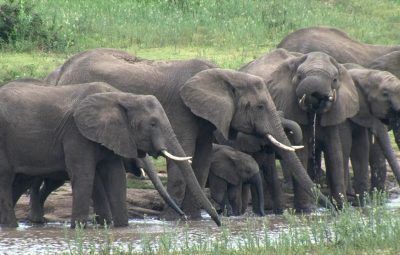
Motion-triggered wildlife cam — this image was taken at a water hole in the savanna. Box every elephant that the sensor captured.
[45,48,334,219]
[340,66,400,196]
[0,79,209,228]
[214,111,304,214]
[240,49,360,210]
[277,26,400,191]
[208,144,265,216]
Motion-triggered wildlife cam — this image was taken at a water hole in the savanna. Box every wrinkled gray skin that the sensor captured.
[16,156,165,224]
[341,66,400,197]
[46,48,334,220]
[214,112,303,214]
[0,80,192,228]
[278,26,400,191]
[208,144,265,216]
[241,49,359,209]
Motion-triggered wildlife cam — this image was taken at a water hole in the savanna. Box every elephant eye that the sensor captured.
[382,90,389,98]
[256,104,264,111]
[333,78,338,83]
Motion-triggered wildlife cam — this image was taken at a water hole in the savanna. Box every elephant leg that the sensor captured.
[369,139,387,192]
[208,173,228,214]
[92,172,112,226]
[241,184,251,214]
[323,126,346,208]
[28,178,65,223]
[339,122,354,198]
[181,123,214,219]
[264,153,284,214]
[97,157,128,227]
[12,174,35,206]
[227,184,242,216]
[350,126,369,205]
[0,170,17,227]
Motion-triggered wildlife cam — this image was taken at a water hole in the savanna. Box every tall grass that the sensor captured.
[1,0,399,53]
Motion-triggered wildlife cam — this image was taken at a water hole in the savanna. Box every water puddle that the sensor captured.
[1,197,399,254]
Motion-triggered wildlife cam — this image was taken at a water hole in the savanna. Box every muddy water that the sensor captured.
[1,197,400,255]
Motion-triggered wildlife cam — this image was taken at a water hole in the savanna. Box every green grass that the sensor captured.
[62,193,400,254]
[1,0,400,83]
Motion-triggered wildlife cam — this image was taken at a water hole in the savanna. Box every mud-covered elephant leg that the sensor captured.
[181,122,214,219]
[241,184,251,214]
[349,125,369,205]
[323,126,346,208]
[227,183,242,216]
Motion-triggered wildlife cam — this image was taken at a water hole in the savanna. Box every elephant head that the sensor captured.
[264,50,359,127]
[73,92,221,225]
[180,68,334,210]
[210,144,264,216]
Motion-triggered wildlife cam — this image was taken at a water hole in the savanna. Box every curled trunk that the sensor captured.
[280,117,303,145]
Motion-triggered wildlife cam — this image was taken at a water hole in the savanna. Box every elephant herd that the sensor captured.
[1,26,400,228]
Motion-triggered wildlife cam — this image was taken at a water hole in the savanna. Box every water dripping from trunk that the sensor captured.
[311,113,320,184]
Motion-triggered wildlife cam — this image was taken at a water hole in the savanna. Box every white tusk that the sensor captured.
[161,150,192,161]
[139,168,147,177]
[188,160,192,164]
[266,134,295,152]
[372,135,375,144]
[292,145,305,150]
[299,94,306,105]
[328,89,336,102]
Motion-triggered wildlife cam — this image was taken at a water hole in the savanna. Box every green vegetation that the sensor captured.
[1,0,400,83]
[62,193,400,254]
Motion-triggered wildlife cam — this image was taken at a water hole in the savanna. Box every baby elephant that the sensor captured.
[208,144,265,216]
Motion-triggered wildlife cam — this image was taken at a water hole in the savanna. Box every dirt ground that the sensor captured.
[14,168,400,224]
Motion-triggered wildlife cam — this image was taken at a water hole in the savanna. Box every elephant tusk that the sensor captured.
[328,89,336,102]
[139,168,147,178]
[292,145,305,150]
[161,150,192,161]
[266,134,295,152]
[188,160,192,164]
[299,94,306,105]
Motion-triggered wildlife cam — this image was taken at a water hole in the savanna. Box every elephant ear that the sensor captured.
[267,54,309,125]
[180,68,245,139]
[231,151,260,180]
[74,92,137,158]
[211,145,241,185]
[320,62,359,126]
[346,69,376,128]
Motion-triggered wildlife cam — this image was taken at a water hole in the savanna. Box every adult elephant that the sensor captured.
[208,144,265,216]
[341,66,400,195]
[278,26,400,191]
[0,79,204,228]
[241,49,359,210]
[46,48,334,219]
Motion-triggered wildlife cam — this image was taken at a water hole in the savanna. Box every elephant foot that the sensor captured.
[28,213,46,224]
[295,206,314,214]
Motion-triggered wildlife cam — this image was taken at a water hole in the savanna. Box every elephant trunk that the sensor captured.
[375,123,400,185]
[165,137,221,226]
[389,117,400,150]
[140,156,186,217]
[266,110,336,211]
[248,172,265,216]
[280,116,303,145]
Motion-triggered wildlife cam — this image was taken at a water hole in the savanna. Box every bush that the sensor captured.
[0,0,72,51]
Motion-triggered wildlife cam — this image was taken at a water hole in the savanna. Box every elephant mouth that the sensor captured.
[298,89,336,113]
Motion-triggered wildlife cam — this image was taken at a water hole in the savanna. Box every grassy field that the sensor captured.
[1,0,400,83]
[2,1,400,254]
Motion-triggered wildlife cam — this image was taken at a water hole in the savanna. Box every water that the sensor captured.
[1,197,400,254]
